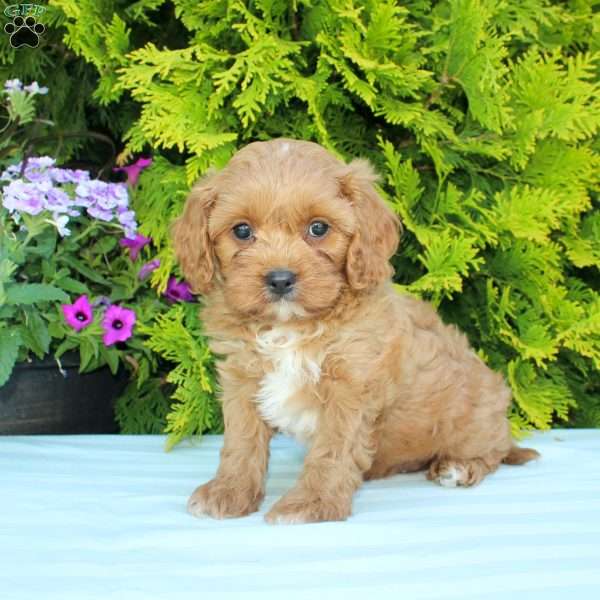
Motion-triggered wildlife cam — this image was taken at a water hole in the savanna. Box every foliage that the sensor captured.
[0,79,48,167]
[135,303,221,449]
[10,0,600,438]
[1,5,114,165]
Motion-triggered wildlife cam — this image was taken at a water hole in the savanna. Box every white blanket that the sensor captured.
[1,430,599,599]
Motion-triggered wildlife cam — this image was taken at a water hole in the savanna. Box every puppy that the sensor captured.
[173,138,539,524]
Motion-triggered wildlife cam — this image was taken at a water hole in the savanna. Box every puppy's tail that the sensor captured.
[502,446,540,465]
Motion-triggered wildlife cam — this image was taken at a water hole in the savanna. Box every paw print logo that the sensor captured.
[4,16,45,49]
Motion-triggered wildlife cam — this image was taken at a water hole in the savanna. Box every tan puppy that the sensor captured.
[173,138,539,524]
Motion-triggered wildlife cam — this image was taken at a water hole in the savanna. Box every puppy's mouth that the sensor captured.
[267,298,307,322]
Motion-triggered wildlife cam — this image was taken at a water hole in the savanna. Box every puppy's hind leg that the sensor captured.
[427,455,502,487]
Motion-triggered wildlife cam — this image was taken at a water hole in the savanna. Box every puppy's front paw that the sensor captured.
[265,490,351,525]
[187,478,263,519]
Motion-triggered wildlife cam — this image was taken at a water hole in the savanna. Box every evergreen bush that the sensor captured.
[12,0,600,438]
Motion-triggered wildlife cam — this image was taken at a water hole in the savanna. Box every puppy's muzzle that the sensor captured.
[265,269,296,298]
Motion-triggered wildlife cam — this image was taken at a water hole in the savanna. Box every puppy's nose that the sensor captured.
[265,269,296,297]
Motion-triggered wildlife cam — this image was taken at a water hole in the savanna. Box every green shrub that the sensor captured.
[35,0,600,436]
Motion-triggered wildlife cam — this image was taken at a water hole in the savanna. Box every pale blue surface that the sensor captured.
[1,430,599,599]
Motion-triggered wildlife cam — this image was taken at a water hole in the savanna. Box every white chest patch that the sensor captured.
[254,328,321,442]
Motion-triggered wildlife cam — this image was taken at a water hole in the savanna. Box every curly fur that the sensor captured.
[172,138,539,524]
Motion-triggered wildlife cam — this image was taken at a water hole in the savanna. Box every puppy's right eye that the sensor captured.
[232,223,253,240]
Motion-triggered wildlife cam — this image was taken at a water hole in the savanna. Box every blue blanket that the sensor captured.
[1,431,599,599]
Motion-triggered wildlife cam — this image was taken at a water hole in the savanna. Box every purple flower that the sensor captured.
[119,233,151,261]
[21,157,55,182]
[2,180,45,215]
[49,167,90,184]
[45,187,72,213]
[0,164,21,181]
[49,213,71,237]
[86,204,114,222]
[117,209,138,238]
[23,81,48,95]
[138,259,160,280]
[62,295,93,332]
[165,277,194,302]
[4,79,22,92]
[113,157,152,187]
[92,296,112,308]
[102,305,136,346]
[107,182,129,208]
[75,179,108,200]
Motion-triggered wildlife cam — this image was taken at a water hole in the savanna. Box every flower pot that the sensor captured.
[0,353,126,434]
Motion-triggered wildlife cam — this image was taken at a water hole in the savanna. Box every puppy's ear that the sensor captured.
[171,174,219,295]
[340,159,401,291]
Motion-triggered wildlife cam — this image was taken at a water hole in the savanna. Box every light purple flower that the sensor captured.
[86,204,114,222]
[49,213,71,237]
[45,187,71,212]
[107,182,129,208]
[117,210,138,239]
[21,157,55,183]
[102,305,136,346]
[113,157,152,187]
[49,167,90,184]
[75,179,107,200]
[27,157,55,169]
[117,209,137,226]
[119,234,150,260]
[23,81,48,95]
[96,193,117,211]
[165,277,194,302]
[62,295,93,331]
[138,259,160,280]
[0,164,21,181]
[92,296,112,308]
[2,180,45,215]
[4,79,22,92]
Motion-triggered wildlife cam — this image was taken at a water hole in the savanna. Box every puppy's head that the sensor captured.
[172,139,400,322]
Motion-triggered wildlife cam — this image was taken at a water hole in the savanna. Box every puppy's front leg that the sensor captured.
[188,379,272,519]
[265,384,376,525]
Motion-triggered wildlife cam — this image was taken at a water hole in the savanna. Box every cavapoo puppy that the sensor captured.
[173,138,539,524]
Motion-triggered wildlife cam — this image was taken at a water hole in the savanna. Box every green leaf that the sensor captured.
[0,329,21,387]
[19,312,51,359]
[55,338,79,359]
[5,284,69,305]
[55,277,90,295]
[59,256,112,287]
[101,346,120,375]
[79,338,99,373]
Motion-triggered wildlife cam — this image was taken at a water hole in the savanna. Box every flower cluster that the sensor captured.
[1,157,138,238]
[3,79,48,95]
[62,295,137,346]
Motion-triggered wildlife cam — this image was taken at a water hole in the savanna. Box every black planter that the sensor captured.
[0,353,126,434]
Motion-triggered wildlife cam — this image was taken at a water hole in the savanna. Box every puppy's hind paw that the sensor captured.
[427,459,469,487]
[427,457,494,487]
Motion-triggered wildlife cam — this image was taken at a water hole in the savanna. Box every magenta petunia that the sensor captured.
[102,305,136,346]
[138,258,160,280]
[164,277,194,302]
[119,233,151,261]
[62,295,93,332]
[113,157,152,187]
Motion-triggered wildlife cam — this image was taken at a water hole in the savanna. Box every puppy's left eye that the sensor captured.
[308,221,329,238]
[232,223,253,240]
